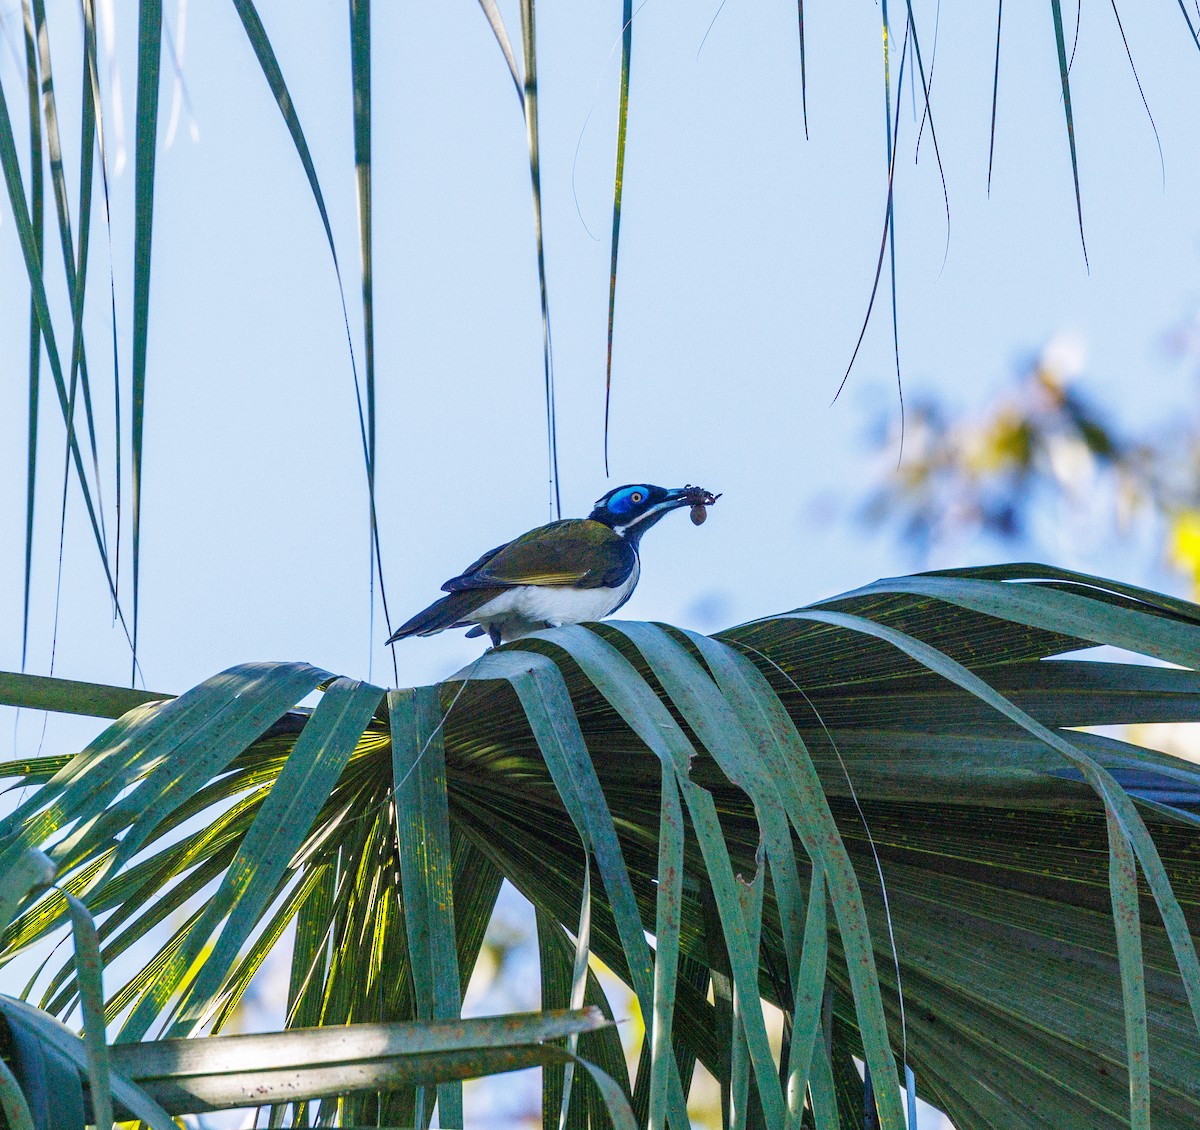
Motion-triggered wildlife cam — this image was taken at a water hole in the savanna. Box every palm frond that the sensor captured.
[3,567,1200,1125]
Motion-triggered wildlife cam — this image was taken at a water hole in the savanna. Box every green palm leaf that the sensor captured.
[3,566,1200,1126]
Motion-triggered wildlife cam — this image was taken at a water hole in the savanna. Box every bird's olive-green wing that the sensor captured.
[441,519,635,591]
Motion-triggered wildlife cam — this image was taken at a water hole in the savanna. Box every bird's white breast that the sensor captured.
[468,558,640,641]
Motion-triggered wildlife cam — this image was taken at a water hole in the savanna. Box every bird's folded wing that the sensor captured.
[441,519,634,591]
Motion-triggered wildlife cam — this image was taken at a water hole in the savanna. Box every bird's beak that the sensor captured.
[665,485,720,508]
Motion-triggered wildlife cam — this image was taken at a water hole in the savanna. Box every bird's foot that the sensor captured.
[488,625,503,649]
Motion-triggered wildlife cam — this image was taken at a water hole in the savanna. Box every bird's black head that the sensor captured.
[588,483,719,545]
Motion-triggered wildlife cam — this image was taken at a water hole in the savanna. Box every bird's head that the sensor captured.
[588,483,719,544]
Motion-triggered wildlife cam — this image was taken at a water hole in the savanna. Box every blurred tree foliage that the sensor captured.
[864,324,1200,596]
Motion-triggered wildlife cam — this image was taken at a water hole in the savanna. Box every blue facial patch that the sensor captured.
[610,486,649,514]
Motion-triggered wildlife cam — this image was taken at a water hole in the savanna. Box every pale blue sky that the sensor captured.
[1,6,1198,1126]
[1,1,1198,740]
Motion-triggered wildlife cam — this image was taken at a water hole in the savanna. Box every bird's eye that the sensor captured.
[630,491,644,503]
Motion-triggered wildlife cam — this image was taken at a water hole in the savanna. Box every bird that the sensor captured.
[387,483,719,648]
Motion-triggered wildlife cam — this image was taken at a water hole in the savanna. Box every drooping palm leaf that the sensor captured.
[31,0,111,595]
[1049,0,1088,266]
[3,566,1200,1125]
[0,29,124,653]
[604,0,633,476]
[518,0,561,519]
[129,0,163,675]
[231,0,395,652]
[20,0,44,675]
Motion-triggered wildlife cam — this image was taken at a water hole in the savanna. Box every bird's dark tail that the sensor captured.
[386,590,489,643]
